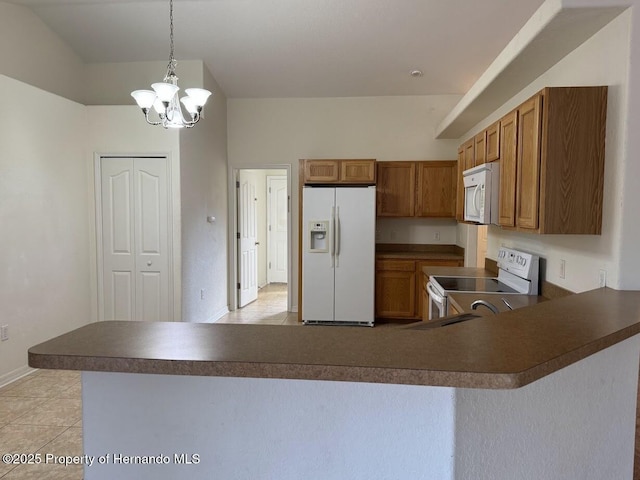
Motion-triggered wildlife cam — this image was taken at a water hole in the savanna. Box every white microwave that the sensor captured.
[462,162,500,224]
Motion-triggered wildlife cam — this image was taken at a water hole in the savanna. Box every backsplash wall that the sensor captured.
[376,218,458,245]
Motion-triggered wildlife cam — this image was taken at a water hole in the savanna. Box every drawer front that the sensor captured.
[375,260,416,272]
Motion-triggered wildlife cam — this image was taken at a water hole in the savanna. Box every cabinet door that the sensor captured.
[498,110,518,227]
[375,260,416,318]
[456,148,465,221]
[474,132,487,166]
[415,161,457,218]
[486,121,500,162]
[376,162,416,217]
[340,160,376,184]
[304,160,340,183]
[463,139,475,171]
[516,94,543,230]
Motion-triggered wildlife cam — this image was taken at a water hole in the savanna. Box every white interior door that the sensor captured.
[238,171,258,307]
[267,176,288,284]
[101,157,170,321]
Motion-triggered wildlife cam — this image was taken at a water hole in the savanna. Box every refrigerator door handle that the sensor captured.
[335,206,341,259]
[330,206,335,267]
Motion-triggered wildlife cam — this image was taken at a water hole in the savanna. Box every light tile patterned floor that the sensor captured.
[217,283,298,325]
[0,369,83,479]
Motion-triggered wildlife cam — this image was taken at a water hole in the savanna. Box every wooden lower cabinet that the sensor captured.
[375,260,416,318]
[375,257,463,320]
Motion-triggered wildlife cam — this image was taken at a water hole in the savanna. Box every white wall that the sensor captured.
[83,372,456,480]
[455,335,639,479]
[459,9,631,292]
[85,106,182,321]
[0,2,85,103]
[85,60,205,106]
[180,67,229,322]
[0,76,91,383]
[228,95,462,307]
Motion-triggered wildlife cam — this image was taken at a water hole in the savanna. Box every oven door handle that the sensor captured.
[427,282,445,304]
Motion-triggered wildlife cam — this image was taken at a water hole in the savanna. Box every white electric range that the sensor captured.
[426,247,540,320]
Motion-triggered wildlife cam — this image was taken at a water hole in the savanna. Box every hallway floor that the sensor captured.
[217,283,298,325]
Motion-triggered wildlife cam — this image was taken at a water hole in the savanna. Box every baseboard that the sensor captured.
[207,306,230,323]
[291,305,298,313]
[0,365,38,389]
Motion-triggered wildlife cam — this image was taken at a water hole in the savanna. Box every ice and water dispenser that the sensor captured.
[308,221,329,252]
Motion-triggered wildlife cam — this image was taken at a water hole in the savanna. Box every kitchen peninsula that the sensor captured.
[29,288,640,480]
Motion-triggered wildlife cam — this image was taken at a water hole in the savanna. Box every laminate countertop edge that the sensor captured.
[28,288,640,390]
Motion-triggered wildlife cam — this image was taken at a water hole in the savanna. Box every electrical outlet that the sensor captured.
[1,325,8,341]
[434,232,440,241]
[599,269,606,288]
[559,259,566,279]
[200,289,205,300]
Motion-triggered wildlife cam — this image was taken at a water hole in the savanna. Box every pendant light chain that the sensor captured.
[166,0,177,80]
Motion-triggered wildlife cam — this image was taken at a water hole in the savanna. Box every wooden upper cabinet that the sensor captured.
[462,139,475,171]
[538,87,607,234]
[499,86,607,234]
[515,94,543,230]
[303,159,375,184]
[498,110,518,227]
[486,120,500,162]
[376,162,415,216]
[303,160,340,183]
[456,148,465,221]
[340,160,376,183]
[415,161,457,217]
[474,131,487,166]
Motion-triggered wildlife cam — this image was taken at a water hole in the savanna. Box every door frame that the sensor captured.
[266,175,288,284]
[94,153,177,321]
[228,165,292,313]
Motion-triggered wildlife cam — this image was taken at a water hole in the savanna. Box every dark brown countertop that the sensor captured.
[29,288,640,390]
[375,243,464,262]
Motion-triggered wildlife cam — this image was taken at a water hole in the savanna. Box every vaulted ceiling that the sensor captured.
[8,0,546,98]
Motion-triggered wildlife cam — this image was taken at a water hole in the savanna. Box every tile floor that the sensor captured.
[0,369,82,479]
[217,283,298,325]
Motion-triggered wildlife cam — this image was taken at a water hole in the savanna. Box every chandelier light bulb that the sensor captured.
[131,90,157,109]
[185,88,212,107]
[151,82,180,103]
[180,96,199,116]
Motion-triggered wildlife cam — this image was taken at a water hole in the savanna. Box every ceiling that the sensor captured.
[9,0,546,98]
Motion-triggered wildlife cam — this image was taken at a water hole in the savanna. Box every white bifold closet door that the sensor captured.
[101,157,170,321]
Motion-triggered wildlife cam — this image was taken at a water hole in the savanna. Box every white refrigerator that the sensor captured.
[302,186,376,326]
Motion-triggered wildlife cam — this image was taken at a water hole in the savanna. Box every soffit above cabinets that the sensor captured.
[436,0,627,139]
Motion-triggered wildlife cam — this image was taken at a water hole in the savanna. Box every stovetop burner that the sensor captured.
[431,276,519,294]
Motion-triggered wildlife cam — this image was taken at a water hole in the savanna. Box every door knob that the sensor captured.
[255,242,260,246]
[147,261,152,266]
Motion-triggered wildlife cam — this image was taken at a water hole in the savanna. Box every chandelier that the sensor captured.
[131,0,212,129]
